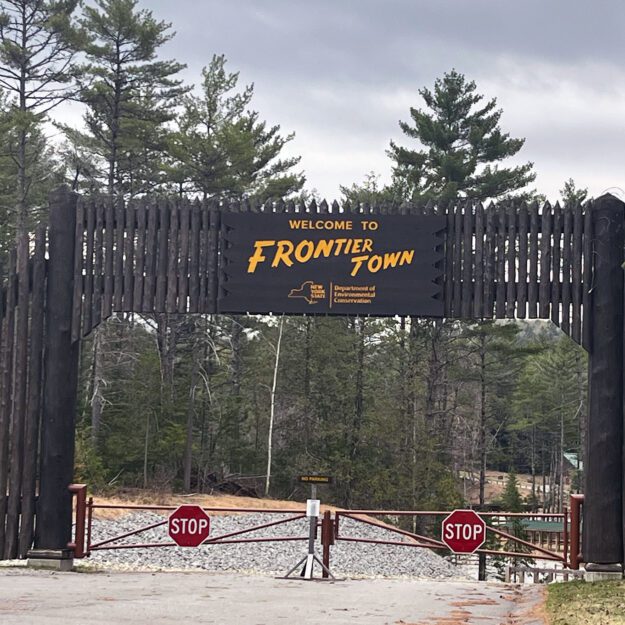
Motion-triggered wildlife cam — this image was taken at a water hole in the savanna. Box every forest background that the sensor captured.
[0,0,589,514]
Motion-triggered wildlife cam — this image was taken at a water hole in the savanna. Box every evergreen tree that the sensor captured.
[455,321,540,506]
[511,335,586,511]
[0,0,80,237]
[340,171,399,206]
[388,69,536,203]
[501,471,523,512]
[497,470,532,573]
[560,178,588,206]
[167,54,304,201]
[0,99,61,253]
[71,0,188,195]
[66,0,189,457]
[58,126,101,193]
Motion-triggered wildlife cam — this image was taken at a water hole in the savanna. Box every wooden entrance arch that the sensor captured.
[0,186,623,571]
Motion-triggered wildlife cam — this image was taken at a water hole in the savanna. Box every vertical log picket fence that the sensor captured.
[0,226,46,559]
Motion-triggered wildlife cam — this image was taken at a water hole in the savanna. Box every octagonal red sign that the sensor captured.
[168,505,211,547]
[441,509,486,554]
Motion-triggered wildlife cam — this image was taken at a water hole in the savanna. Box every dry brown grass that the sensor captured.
[88,489,338,520]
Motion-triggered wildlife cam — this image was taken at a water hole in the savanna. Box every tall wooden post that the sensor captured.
[31,187,80,567]
[583,193,625,573]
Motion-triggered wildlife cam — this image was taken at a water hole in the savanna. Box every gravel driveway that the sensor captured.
[0,569,546,625]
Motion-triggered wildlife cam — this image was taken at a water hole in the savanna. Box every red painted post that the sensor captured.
[86,496,94,556]
[563,505,569,567]
[570,494,584,570]
[321,510,333,578]
[67,484,87,558]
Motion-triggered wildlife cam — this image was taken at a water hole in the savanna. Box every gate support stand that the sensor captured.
[584,194,625,580]
[283,485,334,580]
[28,187,80,571]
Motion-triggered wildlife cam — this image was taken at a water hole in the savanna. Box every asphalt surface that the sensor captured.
[0,568,545,625]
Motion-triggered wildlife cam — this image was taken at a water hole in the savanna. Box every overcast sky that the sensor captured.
[105,1,625,200]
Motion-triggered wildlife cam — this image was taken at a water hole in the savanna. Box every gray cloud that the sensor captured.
[145,0,625,199]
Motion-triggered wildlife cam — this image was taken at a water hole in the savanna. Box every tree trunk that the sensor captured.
[304,317,312,401]
[477,335,487,581]
[478,336,487,508]
[559,404,565,512]
[541,443,547,510]
[91,328,104,443]
[265,317,284,497]
[530,424,536,503]
[143,411,150,489]
[346,317,367,507]
[156,314,177,400]
[183,347,199,492]
[229,317,243,472]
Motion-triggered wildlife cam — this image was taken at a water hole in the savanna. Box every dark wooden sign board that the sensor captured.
[219,213,445,316]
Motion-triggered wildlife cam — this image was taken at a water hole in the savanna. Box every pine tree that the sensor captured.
[501,471,523,512]
[0,100,60,253]
[66,0,188,456]
[560,178,588,206]
[511,335,586,511]
[71,0,188,195]
[340,171,399,206]
[455,321,541,507]
[0,0,81,232]
[167,54,304,201]
[388,69,536,203]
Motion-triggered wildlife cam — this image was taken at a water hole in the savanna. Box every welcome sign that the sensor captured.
[218,212,445,316]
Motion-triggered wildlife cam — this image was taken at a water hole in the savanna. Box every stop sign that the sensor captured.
[441,509,486,554]
[168,505,211,547]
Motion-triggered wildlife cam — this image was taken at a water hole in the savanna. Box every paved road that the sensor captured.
[0,568,545,625]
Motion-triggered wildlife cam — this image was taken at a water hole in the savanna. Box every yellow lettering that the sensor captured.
[383,251,401,269]
[334,239,347,255]
[272,240,294,267]
[400,249,414,265]
[363,239,373,252]
[350,255,368,276]
[289,220,303,229]
[248,240,275,273]
[368,255,383,273]
[313,240,333,258]
[351,239,362,253]
[294,240,315,263]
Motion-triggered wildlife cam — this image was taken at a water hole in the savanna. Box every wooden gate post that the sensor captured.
[583,193,625,574]
[31,187,80,568]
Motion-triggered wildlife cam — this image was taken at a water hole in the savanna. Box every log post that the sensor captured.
[31,187,80,570]
[583,193,625,575]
